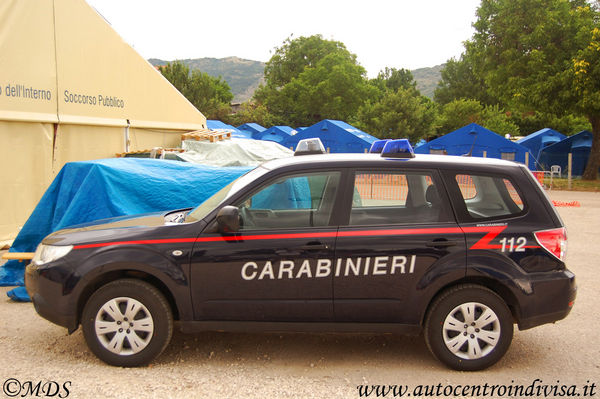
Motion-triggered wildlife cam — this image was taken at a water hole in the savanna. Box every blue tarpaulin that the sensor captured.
[1,158,251,295]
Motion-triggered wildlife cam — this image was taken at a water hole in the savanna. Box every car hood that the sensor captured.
[41,211,195,247]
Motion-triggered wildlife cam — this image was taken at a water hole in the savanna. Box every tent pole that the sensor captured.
[568,153,572,190]
[124,119,130,152]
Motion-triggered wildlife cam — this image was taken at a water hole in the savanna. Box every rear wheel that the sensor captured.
[82,279,173,367]
[424,284,513,371]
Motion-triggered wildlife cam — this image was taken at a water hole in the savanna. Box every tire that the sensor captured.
[81,279,173,367]
[424,284,513,371]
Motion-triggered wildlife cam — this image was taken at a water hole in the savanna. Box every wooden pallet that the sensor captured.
[181,129,232,142]
[1,252,34,262]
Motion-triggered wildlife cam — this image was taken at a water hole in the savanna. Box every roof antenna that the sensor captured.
[463,127,477,157]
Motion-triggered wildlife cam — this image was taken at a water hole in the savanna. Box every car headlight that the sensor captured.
[32,244,73,266]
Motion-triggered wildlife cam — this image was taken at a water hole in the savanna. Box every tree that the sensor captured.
[436,99,520,136]
[509,111,591,136]
[159,61,233,120]
[261,35,350,88]
[254,35,377,126]
[434,50,496,106]
[355,87,437,142]
[371,67,417,93]
[225,102,277,127]
[469,0,600,179]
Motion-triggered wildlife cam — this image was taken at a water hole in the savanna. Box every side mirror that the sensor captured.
[216,206,240,233]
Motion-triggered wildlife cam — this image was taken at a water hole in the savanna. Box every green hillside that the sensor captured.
[412,64,444,99]
[149,57,265,103]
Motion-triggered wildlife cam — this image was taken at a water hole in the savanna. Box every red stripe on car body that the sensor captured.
[72,225,532,251]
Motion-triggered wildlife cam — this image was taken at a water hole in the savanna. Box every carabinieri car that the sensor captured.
[25,138,575,371]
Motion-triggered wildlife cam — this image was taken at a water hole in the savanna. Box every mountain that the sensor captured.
[149,57,443,102]
[412,64,444,99]
[148,56,265,103]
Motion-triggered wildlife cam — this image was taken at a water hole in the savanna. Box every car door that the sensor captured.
[190,170,343,322]
[333,168,467,324]
[443,170,551,273]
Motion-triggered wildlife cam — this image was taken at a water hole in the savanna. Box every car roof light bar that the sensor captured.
[369,139,390,154]
[381,139,415,158]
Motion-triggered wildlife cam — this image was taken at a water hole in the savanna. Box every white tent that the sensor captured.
[0,0,207,246]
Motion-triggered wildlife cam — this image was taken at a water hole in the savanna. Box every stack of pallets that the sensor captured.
[181,129,232,142]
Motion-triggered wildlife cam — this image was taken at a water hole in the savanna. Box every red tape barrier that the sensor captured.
[552,200,581,207]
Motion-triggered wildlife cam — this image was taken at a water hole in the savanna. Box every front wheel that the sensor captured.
[424,284,513,371]
[82,279,173,367]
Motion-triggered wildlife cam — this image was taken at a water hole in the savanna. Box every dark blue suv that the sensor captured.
[25,139,575,370]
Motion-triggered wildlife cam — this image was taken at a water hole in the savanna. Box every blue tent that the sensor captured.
[254,126,295,143]
[237,123,266,138]
[282,120,377,153]
[415,123,535,169]
[206,120,252,139]
[538,130,594,176]
[517,128,566,167]
[1,158,250,295]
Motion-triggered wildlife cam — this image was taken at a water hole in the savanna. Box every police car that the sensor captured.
[25,138,575,371]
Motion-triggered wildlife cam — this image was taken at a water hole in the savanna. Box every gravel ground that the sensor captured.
[0,190,598,399]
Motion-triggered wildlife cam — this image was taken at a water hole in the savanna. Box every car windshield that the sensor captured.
[185,166,270,222]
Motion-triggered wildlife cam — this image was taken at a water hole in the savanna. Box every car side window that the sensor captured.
[236,171,341,230]
[350,171,448,225]
[454,174,525,219]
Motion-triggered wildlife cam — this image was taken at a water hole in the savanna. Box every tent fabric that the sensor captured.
[0,121,54,247]
[517,128,566,167]
[1,158,251,289]
[415,123,535,169]
[180,138,293,167]
[282,120,377,153]
[238,123,266,138]
[0,0,206,130]
[538,130,594,176]
[0,0,207,245]
[206,120,252,139]
[254,126,295,143]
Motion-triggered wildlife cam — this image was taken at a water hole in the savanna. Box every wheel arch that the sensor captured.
[421,276,522,326]
[75,269,180,332]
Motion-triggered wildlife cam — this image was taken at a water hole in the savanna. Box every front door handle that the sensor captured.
[426,239,459,248]
[300,242,329,251]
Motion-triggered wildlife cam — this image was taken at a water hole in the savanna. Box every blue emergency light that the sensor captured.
[369,139,390,154]
[381,139,415,158]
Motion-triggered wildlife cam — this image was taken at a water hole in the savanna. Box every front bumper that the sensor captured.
[517,269,576,330]
[25,262,79,333]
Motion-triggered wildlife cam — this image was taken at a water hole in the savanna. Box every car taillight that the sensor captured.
[534,227,567,261]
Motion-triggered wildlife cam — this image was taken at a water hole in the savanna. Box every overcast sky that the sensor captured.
[86,0,481,77]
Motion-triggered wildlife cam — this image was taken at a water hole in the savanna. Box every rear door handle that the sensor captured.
[426,239,459,248]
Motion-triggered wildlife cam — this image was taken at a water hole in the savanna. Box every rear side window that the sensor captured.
[455,174,525,219]
[350,171,449,225]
